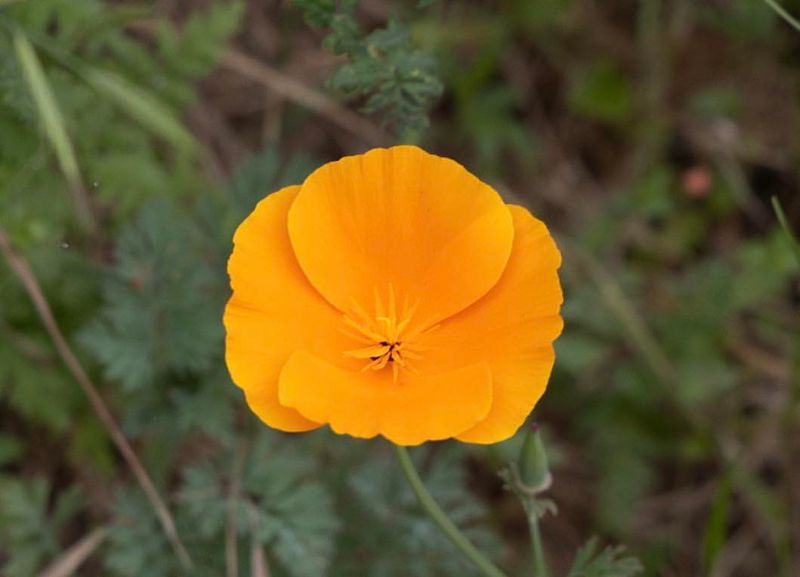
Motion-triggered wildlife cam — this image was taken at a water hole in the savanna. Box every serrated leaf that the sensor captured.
[294,1,442,132]
[79,199,223,391]
[568,537,643,577]
[244,432,340,577]
[105,490,176,577]
[225,146,316,215]
[179,462,229,539]
[334,446,502,577]
[178,431,339,577]
[156,0,244,80]
[0,477,83,577]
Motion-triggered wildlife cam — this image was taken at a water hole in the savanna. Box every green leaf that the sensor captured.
[244,432,339,577]
[177,462,229,540]
[104,490,176,577]
[702,473,732,573]
[567,537,643,577]
[10,24,196,153]
[156,0,244,80]
[225,146,315,217]
[334,446,502,577]
[79,199,223,391]
[0,477,83,577]
[0,340,83,433]
[771,196,800,268]
[294,2,443,132]
[78,66,195,154]
[11,30,75,176]
[11,27,94,230]
[179,430,340,577]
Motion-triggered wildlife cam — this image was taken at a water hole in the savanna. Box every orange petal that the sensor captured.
[278,350,493,446]
[287,145,514,325]
[224,186,357,432]
[416,205,564,444]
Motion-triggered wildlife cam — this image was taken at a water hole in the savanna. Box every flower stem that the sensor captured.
[761,0,800,33]
[393,445,509,577]
[527,511,548,577]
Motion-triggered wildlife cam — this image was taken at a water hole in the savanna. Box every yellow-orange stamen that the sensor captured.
[342,285,431,383]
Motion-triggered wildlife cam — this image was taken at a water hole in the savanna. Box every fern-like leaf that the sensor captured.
[567,537,644,577]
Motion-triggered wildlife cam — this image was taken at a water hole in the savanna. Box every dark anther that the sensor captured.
[379,341,390,346]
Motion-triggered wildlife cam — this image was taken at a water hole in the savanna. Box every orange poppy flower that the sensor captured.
[224,146,563,446]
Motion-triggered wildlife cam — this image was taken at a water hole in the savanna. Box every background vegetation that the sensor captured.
[1,0,799,576]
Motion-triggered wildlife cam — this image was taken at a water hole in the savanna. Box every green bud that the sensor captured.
[518,423,551,492]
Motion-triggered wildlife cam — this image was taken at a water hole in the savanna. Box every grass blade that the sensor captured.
[702,472,732,575]
[79,66,195,154]
[771,196,800,268]
[12,27,96,233]
[8,26,196,154]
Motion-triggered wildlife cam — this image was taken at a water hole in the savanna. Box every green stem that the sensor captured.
[771,196,800,267]
[762,0,800,33]
[528,511,548,577]
[393,445,509,577]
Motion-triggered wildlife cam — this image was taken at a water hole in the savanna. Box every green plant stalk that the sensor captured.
[771,196,800,267]
[761,0,800,33]
[393,445,509,577]
[12,27,97,233]
[0,16,196,154]
[528,510,548,577]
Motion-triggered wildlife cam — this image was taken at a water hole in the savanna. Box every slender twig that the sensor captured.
[37,527,108,577]
[221,50,389,147]
[761,0,800,33]
[247,502,271,577]
[394,445,509,577]
[0,227,192,571]
[226,437,249,577]
[250,526,270,577]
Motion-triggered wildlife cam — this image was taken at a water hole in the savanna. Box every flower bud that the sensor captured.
[518,423,551,492]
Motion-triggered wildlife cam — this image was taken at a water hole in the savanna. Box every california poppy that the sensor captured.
[224,146,563,446]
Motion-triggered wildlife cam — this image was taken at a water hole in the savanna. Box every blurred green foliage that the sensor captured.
[293,0,443,132]
[2,0,800,576]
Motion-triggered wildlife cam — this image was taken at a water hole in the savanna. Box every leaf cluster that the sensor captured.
[333,445,503,577]
[0,477,83,577]
[293,0,443,132]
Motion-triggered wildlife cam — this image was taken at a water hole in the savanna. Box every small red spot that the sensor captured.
[682,166,712,198]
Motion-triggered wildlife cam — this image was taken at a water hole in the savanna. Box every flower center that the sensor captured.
[341,286,433,383]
